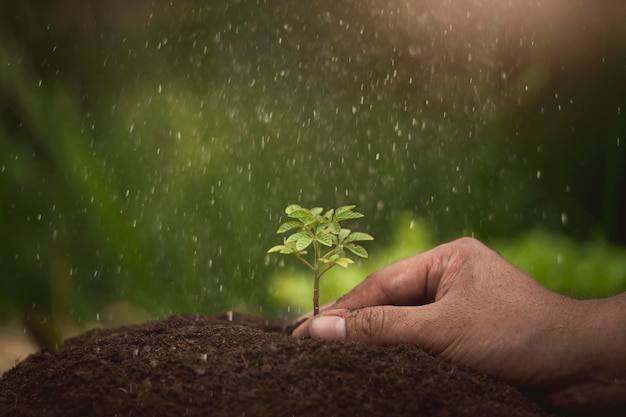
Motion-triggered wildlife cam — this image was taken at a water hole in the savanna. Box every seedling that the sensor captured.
[268,204,373,315]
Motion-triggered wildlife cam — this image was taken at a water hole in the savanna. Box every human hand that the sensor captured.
[292,237,626,410]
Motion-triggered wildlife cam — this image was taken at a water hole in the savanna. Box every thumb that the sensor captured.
[307,305,438,345]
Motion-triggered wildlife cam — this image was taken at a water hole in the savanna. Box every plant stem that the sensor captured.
[314,263,337,316]
[313,269,320,316]
[313,240,320,315]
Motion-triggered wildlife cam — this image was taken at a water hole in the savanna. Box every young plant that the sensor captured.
[268,204,373,316]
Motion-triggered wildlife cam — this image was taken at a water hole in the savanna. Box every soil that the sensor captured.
[0,312,607,417]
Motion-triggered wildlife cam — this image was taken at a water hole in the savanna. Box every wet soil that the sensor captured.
[0,312,596,417]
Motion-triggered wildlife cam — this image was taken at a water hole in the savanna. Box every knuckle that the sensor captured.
[349,308,386,341]
[454,236,480,253]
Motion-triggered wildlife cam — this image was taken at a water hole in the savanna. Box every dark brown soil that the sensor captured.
[0,313,585,416]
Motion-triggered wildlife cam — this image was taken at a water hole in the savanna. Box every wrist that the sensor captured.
[547,293,626,410]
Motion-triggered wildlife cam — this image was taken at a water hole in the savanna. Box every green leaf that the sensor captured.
[335,205,356,214]
[285,204,303,215]
[325,254,340,263]
[276,221,303,234]
[315,224,328,234]
[267,244,298,255]
[287,231,314,251]
[334,210,364,221]
[267,245,288,254]
[288,209,311,220]
[344,232,374,243]
[323,209,334,220]
[345,243,368,258]
[316,233,333,247]
[302,217,318,227]
[327,222,341,235]
[296,235,314,251]
[310,207,323,215]
[318,253,339,264]
[286,231,313,242]
[335,257,355,268]
[338,228,351,242]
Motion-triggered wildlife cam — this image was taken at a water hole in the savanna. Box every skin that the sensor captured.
[292,237,626,410]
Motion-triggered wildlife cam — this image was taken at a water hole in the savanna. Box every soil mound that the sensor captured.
[1,313,562,417]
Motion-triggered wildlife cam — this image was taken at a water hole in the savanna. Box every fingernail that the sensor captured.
[310,316,346,340]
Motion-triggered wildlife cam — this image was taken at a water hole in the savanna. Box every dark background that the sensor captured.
[1,0,625,343]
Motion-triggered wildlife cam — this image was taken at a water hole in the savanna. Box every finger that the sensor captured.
[295,305,441,346]
[331,246,450,310]
[290,253,437,324]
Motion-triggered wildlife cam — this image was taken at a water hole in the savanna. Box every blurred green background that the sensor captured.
[1,0,625,347]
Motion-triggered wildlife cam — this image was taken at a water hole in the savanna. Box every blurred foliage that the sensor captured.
[271,215,626,317]
[0,0,625,337]
[494,231,626,300]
